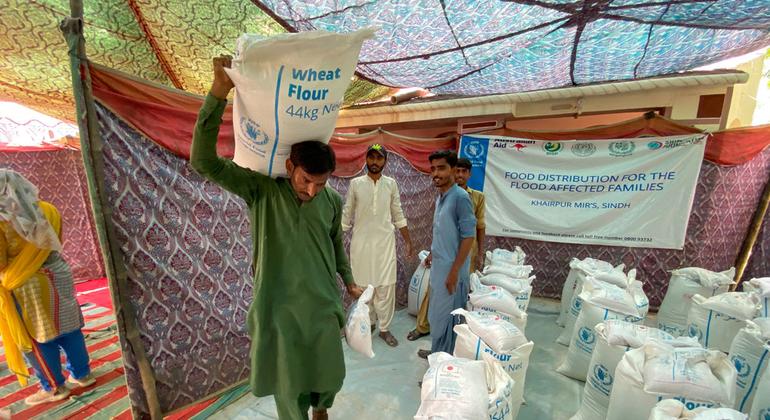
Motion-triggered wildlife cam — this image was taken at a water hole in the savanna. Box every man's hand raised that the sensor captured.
[210,55,234,100]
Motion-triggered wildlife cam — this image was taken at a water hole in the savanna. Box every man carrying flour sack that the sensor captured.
[191,55,363,420]
[342,144,414,348]
[416,150,476,359]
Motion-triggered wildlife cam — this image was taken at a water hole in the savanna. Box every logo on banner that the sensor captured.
[571,142,596,157]
[463,141,485,159]
[647,141,663,150]
[542,141,563,155]
[609,141,635,157]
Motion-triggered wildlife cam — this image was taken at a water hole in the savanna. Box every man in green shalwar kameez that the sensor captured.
[190,55,363,420]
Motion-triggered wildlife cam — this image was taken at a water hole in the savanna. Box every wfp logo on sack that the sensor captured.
[240,117,270,146]
[578,327,595,345]
[591,364,613,394]
[759,408,769,420]
[731,355,751,379]
[571,298,582,313]
[688,324,703,340]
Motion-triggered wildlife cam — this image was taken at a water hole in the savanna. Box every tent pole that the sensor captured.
[61,1,163,418]
[733,167,770,289]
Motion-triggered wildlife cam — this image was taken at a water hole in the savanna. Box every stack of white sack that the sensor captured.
[226,28,375,177]
[649,399,747,420]
[742,277,770,318]
[468,274,528,331]
[657,267,735,336]
[571,320,699,420]
[407,250,431,316]
[748,356,770,420]
[727,318,770,413]
[557,257,619,327]
[453,314,534,412]
[415,352,516,420]
[606,341,737,420]
[485,247,526,267]
[557,263,628,345]
[479,267,535,312]
[558,273,649,380]
[686,292,761,352]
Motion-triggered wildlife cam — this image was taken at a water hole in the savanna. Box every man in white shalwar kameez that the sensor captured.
[342,144,414,347]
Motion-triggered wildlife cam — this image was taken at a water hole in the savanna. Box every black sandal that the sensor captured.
[407,329,429,341]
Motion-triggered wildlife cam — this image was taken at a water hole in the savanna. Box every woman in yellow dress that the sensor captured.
[0,169,95,405]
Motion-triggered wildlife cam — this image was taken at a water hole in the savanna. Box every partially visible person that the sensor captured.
[407,157,485,343]
[454,158,486,272]
[342,144,414,348]
[416,151,476,358]
[0,170,95,406]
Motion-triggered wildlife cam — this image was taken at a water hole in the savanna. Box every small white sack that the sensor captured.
[468,306,528,333]
[227,28,375,177]
[744,277,770,318]
[415,352,488,420]
[558,265,629,345]
[571,321,691,420]
[469,274,525,318]
[480,272,533,295]
[408,250,431,316]
[483,264,534,280]
[657,267,735,337]
[687,292,760,352]
[558,257,615,327]
[606,342,737,420]
[649,399,747,420]
[557,280,648,381]
[454,324,533,408]
[486,247,527,267]
[451,309,527,354]
[345,285,375,358]
[727,319,770,413]
[482,352,517,420]
[748,357,770,420]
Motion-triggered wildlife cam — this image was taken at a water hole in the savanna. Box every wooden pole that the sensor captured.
[62,1,163,418]
[733,167,770,289]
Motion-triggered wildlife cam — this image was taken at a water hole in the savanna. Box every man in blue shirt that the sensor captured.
[417,150,476,358]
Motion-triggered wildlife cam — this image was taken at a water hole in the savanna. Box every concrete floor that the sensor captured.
[210,297,586,420]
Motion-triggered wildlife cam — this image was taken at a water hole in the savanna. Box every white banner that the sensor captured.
[459,134,707,249]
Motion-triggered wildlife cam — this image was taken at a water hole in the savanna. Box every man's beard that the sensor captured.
[367,165,383,174]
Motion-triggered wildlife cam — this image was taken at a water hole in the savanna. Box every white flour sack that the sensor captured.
[558,257,616,327]
[743,277,770,318]
[557,278,648,381]
[483,263,534,280]
[454,323,534,408]
[345,285,375,358]
[727,319,770,413]
[226,28,375,177]
[570,321,696,420]
[407,250,431,316]
[483,352,517,420]
[485,247,527,267]
[606,342,737,420]
[687,292,761,352]
[657,267,735,337]
[557,264,628,345]
[468,275,528,330]
[451,309,528,354]
[649,399,747,420]
[749,357,770,420]
[479,273,534,312]
[415,352,488,420]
